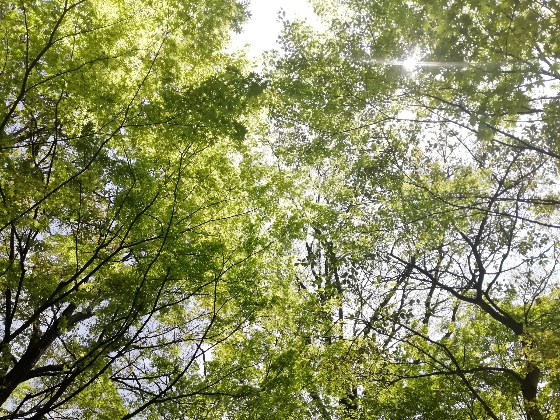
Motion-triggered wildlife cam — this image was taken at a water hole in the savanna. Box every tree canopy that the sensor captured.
[1,0,559,418]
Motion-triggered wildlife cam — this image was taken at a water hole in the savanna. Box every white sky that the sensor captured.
[230,0,322,59]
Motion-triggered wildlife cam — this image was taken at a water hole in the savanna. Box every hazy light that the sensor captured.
[363,57,493,69]
[229,0,323,59]
[402,56,418,71]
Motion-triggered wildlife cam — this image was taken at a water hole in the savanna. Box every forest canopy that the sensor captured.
[0,0,559,419]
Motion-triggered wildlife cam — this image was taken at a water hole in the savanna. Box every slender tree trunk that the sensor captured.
[0,304,80,405]
[521,362,543,420]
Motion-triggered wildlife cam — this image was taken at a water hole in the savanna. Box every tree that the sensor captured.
[264,0,560,418]
[3,0,560,418]
[0,0,295,418]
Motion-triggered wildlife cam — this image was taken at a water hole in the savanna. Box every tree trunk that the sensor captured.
[521,363,543,420]
[0,304,77,405]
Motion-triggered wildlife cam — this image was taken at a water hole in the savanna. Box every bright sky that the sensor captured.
[230,0,322,59]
